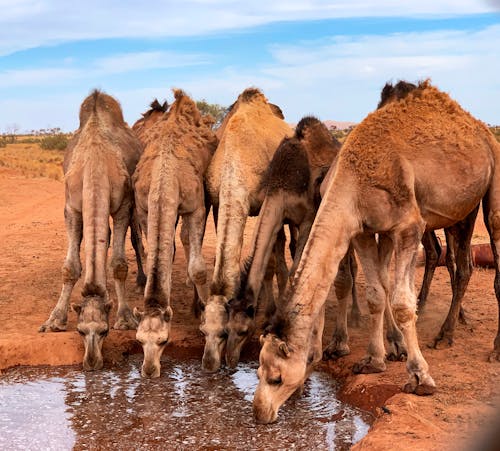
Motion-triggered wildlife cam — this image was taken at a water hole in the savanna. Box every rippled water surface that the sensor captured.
[0,358,371,450]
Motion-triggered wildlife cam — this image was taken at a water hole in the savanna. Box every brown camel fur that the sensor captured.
[132,99,169,143]
[132,89,217,378]
[201,87,293,372]
[253,80,500,423]
[39,90,143,370]
[225,116,362,367]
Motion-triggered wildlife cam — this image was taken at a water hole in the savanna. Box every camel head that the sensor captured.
[253,333,307,424]
[225,297,256,368]
[134,306,173,378]
[199,295,228,372]
[71,294,112,371]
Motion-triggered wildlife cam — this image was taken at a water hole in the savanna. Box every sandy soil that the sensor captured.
[0,166,499,450]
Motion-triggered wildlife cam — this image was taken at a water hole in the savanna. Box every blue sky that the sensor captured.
[0,1,499,132]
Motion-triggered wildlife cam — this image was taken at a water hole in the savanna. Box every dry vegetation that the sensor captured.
[0,142,64,180]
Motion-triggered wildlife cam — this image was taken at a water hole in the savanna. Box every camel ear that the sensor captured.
[163,306,173,322]
[278,341,290,358]
[133,307,144,322]
[71,303,82,315]
[259,334,266,346]
[104,300,113,314]
[224,301,231,314]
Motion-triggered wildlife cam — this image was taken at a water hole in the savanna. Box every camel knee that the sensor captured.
[393,305,416,325]
[188,259,207,286]
[112,258,128,280]
[62,262,81,283]
[489,212,500,241]
[365,285,385,314]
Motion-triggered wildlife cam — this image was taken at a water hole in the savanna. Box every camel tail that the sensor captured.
[81,153,111,297]
[143,150,179,308]
[240,194,285,305]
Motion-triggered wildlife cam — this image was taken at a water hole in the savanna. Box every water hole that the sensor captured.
[0,357,371,450]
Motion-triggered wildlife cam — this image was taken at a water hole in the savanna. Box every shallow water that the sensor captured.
[0,358,371,450]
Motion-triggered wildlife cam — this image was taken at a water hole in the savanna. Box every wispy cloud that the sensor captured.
[0,0,497,56]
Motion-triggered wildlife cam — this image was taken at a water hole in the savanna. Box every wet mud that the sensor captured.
[0,357,371,451]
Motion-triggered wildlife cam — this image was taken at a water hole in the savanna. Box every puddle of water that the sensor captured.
[0,358,371,451]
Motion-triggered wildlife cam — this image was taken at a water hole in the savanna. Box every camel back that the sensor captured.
[338,80,498,204]
[132,99,168,143]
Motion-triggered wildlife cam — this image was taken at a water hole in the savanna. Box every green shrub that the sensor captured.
[0,138,6,148]
[40,134,68,150]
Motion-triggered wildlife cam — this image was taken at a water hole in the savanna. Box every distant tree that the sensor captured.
[5,123,20,143]
[196,99,228,128]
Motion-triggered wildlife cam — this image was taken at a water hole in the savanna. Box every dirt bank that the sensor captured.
[0,167,498,450]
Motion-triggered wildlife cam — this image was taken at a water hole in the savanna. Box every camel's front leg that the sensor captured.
[351,233,387,374]
[323,250,353,360]
[112,201,136,330]
[185,206,209,304]
[392,222,436,395]
[40,207,83,332]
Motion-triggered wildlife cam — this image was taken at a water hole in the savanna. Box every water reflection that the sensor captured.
[0,359,371,450]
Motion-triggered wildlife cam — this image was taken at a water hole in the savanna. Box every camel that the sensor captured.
[39,90,143,370]
[132,89,217,378]
[225,116,362,367]
[201,87,293,372]
[253,80,500,424]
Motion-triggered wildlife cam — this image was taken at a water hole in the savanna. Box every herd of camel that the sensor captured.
[37,80,500,424]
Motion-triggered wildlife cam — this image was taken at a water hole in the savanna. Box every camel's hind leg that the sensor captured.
[347,245,361,328]
[40,207,83,332]
[351,233,388,374]
[112,202,136,330]
[322,248,354,360]
[418,231,442,310]
[391,220,436,395]
[130,211,146,290]
[184,206,209,305]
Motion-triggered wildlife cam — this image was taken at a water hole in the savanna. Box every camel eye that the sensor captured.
[268,376,282,386]
[237,330,248,337]
[77,330,85,336]
[158,340,168,346]
[219,331,228,339]
[99,330,108,337]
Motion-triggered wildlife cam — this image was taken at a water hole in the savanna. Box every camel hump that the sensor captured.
[377,80,420,109]
[295,116,324,139]
[238,87,266,103]
[79,89,124,127]
[262,137,310,195]
[142,99,168,118]
[169,88,203,126]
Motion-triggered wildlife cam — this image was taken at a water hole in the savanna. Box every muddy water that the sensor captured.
[0,358,371,450]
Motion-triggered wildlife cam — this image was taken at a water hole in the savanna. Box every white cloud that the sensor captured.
[0,0,497,56]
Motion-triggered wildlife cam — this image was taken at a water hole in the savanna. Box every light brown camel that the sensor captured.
[253,80,500,423]
[201,87,293,372]
[225,116,363,368]
[132,89,217,378]
[39,90,143,370]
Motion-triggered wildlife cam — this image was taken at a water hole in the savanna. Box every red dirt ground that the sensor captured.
[0,166,499,450]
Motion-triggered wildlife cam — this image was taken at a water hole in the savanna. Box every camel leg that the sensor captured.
[261,252,277,322]
[130,211,146,289]
[374,234,408,362]
[289,218,314,277]
[418,230,441,311]
[112,202,136,330]
[40,207,83,332]
[391,222,436,395]
[347,244,362,328]
[323,250,353,360]
[432,208,478,348]
[274,227,288,300]
[185,206,209,305]
[351,233,387,374]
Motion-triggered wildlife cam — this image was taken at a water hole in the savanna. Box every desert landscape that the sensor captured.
[0,134,499,449]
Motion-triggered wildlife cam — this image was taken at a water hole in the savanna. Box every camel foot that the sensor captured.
[39,313,68,332]
[429,331,453,350]
[113,308,138,330]
[352,356,386,374]
[386,337,407,362]
[322,340,350,361]
[402,373,436,396]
